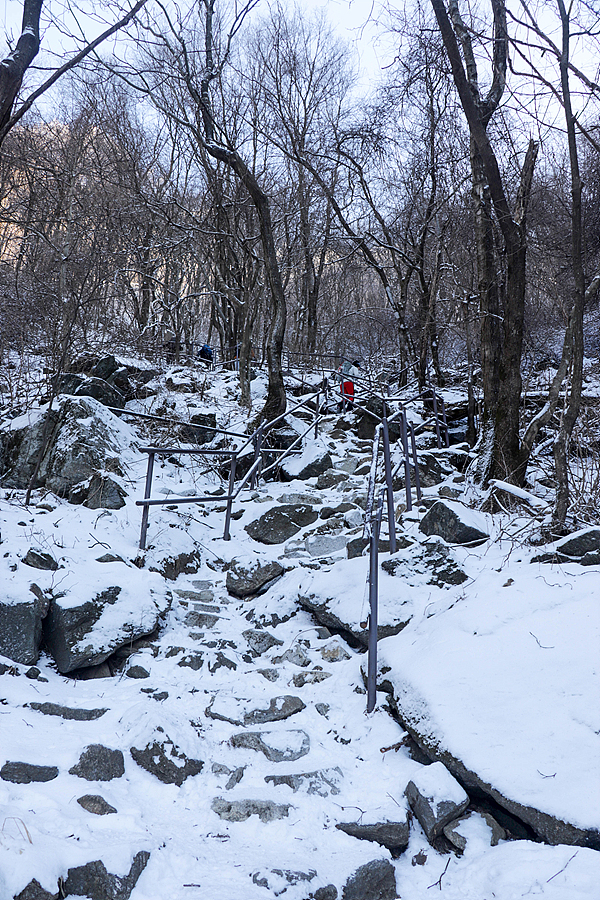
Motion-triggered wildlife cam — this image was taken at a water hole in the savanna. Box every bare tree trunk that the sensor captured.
[553,0,586,526]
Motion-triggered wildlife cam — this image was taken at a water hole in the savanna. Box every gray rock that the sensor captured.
[405,761,470,841]
[231,729,310,762]
[0,585,49,665]
[130,738,203,785]
[179,411,217,444]
[298,594,410,649]
[252,868,317,893]
[244,695,305,725]
[281,450,333,482]
[320,644,351,662]
[77,794,118,816]
[1,397,132,498]
[226,559,285,597]
[312,886,338,900]
[74,376,125,409]
[29,702,107,720]
[69,745,125,781]
[419,500,489,545]
[382,540,468,588]
[316,470,349,490]
[92,355,119,381]
[443,810,506,851]
[53,372,87,396]
[265,767,342,797]
[272,646,311,667]
[83,473,127,509]
[63,850,150,900]
[293,670,332,687]
[336,820,409,853]
[0,407,61,489]
[1,762,58,784]
[22,549,58,571]
[211,796,291,823]
[305,533,349,557]
[43,584,164,674]
[342,859,397,900]
[245,504,318,544]
[555,527,600,558]
[126,665,150,679]
[13,879,58,900]
[150,549,202,581]
[243,629,284,657]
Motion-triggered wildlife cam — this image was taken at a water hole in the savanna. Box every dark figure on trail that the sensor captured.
[199,343,213,367]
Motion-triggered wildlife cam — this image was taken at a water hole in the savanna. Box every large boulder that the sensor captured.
[245,504,318,544]
[179,411,217,445]
[341,860,397,900]
[43,577,167,674]
[0,397,135,502]
[74,376,125,409]
[419,500,489,545]
[0,584,49,665]
[62,851,150,900]
[226,559,284,597]
[280,448,333,482]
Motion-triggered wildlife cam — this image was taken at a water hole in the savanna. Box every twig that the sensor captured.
[529,631,554,649]
[380,741,403,754]
[546,850,579,883]
[428,858,451,890]
[537,770,556,778]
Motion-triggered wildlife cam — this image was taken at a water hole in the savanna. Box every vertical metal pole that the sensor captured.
[440,397,450,447]
[251,425,262,490]
[223,453,237,541]
[139,452,155,550]
[367,494,383,714]
[409,422,422,501]
[431,388,442,449]
[400,409,412,512]
[381,404,396,553]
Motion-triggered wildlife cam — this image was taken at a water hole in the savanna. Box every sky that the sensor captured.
[1,0,395,99]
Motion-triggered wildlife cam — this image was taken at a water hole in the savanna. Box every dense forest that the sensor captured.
[0,0,599,514]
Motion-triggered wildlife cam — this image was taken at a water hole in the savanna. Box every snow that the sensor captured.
[0,362,598,899]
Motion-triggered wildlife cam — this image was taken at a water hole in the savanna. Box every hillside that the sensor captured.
[0,357,599,900]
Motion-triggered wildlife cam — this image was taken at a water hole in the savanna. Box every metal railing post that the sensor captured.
[223,453,237,541]
[400,409,413,512]
[139,451,155,550]
[431,388,442,449]
[409,422,422,501]
[381,403,397,553]
[367,493,383,714]
[440,396,450,447]
[251,424,263,490]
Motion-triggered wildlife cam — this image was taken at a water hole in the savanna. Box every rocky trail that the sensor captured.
[0,358,599,899]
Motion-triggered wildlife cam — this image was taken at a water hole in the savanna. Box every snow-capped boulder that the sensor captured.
[341,859,397,900]
[43,577,167,674]
[74,376,125,409]
[61,851,150,900]
[405,761,470,841]
[0,583,49,665]
[226,558,284,597]
[245,504,318,544]
[280,448,333,482]
[419,499,489,544]
[0,397,135,504]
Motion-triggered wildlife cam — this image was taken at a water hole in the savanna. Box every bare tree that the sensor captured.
[429,0,539,484]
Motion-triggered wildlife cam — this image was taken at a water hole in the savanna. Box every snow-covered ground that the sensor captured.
[0,363,599,899]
